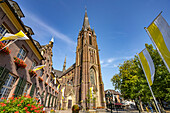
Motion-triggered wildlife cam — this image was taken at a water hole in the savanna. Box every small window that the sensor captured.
[41,51,44,56]
[49,87,51,92]
[39,69,43,77]
[0,25,9,44]
[89,35,92,45]
[31,60,37,69]
[17,47,27,60]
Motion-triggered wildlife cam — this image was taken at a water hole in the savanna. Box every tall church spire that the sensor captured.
[63,56,66,72]
[49,36,54,47]
[82,9,91,30]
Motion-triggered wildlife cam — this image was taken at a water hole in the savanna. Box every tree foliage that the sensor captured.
[111,44,170,102]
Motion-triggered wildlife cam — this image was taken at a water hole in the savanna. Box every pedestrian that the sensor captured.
[146,106,149,113]
[148,104,153,113]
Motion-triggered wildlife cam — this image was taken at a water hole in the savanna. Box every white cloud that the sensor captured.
[107,58,116,63]
[102,63,109,67]
[101,55,133,68]
[113,64,118,68]
[100,60,104,64]
[23,10,76,45]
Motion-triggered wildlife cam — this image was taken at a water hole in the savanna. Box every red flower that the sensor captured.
[1,103,6,107]
[26,94,31,98]
[14,56,27,68]
[15,111,19,113]
[30,107,34,111]
[0,41,11,54]
[27,104,30,106]
[26,111,31,113]
[3,109,5,111]
[1,97,4,100]
[34,97,38,101]
[24,107,28,110]
[21,100,24,103]
[17,104,21,106]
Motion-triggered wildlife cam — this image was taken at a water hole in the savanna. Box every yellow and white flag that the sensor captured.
[90,87,93,99]
[57,84,60,91]
[33,65,45,71]
[61,87,65,99]
[138,48,155,86]
[145,13,170,72]
[0,30,29,41]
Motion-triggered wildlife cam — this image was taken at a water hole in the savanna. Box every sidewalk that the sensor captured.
[47,109,161,113]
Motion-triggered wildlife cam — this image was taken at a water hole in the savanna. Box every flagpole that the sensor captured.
[138,54,161,113]
[0,38,18,51]
[145,74,161,113]
[147,11,162,28]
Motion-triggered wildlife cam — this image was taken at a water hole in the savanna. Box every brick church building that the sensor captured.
[56,10,106,110]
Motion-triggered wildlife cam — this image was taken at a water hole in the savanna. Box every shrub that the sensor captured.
[72,104,79,113]
[0,94,43,113]
[50,109,55,113]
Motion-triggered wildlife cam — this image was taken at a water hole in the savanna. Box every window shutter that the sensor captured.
[0,66,9,90]
[54,97,56,107]
[14,78,27,97]
[44,93,48,107]
[18,78,26,96]
[48,94,51,107]
[30,84,35,97]
[14,77,22,97]
[51,95,54,107]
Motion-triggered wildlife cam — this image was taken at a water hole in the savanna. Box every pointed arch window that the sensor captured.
[89,34,92,45]
[90,68,96,87]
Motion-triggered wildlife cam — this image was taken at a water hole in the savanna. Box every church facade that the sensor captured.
[56,11,106,110]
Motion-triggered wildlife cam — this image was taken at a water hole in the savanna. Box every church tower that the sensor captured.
[74,10,105,108]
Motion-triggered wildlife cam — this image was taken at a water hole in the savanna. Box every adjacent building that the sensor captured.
[0,0,59,110]
[105,89,121,105]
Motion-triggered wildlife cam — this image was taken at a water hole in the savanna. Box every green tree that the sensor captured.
[111,44,170,110]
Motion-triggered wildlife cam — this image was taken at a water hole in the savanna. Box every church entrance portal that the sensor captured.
[68,100,72,109]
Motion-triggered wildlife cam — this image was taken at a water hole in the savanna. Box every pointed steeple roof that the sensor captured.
[51,37,54,43]
[92,27,96,36]
[82,9,91,30]
[63,56,66,72]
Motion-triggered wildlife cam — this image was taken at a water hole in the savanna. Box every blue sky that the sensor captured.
[15,0,170,90]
